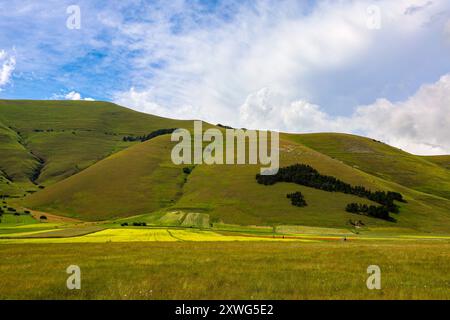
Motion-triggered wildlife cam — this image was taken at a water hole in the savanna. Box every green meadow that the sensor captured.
[0,241,449,300]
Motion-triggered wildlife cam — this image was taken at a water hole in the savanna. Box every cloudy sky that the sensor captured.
[1,0,449,154]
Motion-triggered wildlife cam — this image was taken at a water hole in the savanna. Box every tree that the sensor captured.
[183,167,192,174]
[287,192,307,207]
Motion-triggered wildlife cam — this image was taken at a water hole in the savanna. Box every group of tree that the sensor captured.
[345,203,396,222]
[256,163,405,221]
[286,191,307,207]
[122,128,177,142]
[121,222,147,226]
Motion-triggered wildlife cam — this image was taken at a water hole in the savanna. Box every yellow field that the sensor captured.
[0,228,316,243]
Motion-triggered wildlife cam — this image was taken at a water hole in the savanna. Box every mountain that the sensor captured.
[1,100,449,232]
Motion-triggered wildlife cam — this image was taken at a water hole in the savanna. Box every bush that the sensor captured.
[286,192,307,207]
[183,167,192,174]
[121,222,129,226]
[40,215,47,220]
[132,222,147,226]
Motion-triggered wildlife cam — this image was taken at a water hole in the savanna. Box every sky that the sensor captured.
[0,0,449,155]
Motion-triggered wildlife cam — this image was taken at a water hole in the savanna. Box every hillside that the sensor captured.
[0,100,449,232]
[421,155,450,170]
[0,100,190,196]
[287,133,450,200]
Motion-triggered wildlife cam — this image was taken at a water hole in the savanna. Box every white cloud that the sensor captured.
[52,91,95,101]
[0,50,16,88]
[239,88,344,132]
[238,74,450,155]
[113,0,449,120]
[352,74,450,155]
[114,87,202,120]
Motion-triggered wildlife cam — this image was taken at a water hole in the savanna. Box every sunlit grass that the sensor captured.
[0,241,449,299]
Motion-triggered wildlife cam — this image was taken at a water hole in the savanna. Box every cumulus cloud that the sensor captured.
[113,0,448,116]
[64,91,94,101]
[352,74,450,155]
[0,50,15,88]
[114,87,202,120]
[52,91,94,101]
[239,74,450,155]
[240,88,344,133]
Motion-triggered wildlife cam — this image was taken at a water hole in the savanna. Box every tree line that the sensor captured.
[122,128,177,142]
[256,164,405,221]
[345,203,395,222]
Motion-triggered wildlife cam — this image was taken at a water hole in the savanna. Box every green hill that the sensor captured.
[0,100,190,195]
[24,135,185,220]
[1,100,449,233]
[288,133,450,200]
[421,155,450,170]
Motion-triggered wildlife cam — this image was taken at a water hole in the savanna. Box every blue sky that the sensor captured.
[0,0,449,154]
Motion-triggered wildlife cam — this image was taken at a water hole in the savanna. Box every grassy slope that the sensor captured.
[0,120,38,195]
[24,135,187,220]
[0,100,190,194]
[287,133,450,200]
[421,155,450,170]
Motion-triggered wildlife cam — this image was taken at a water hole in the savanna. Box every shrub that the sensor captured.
[286,192,307,207]
[183,167,192,174]
[40,215,47,220]
[132,222,147,227]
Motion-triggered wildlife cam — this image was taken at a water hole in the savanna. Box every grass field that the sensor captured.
[0,241,449,299]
